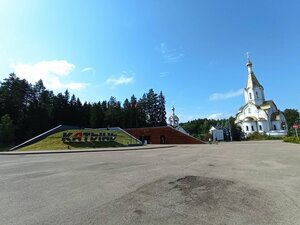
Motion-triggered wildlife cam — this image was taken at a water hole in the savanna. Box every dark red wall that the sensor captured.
[125,126,204,144]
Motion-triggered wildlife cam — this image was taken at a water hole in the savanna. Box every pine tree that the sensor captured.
[90,102,104,128]
[157,91,167,126]
[0,114,15,146]
[81,102,91,127]
[145,89,159,127]
[130,95,138,128]
[137,94,147,127]
[122,98,131,128]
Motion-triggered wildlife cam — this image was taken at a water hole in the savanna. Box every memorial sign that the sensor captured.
[62,131,117,142]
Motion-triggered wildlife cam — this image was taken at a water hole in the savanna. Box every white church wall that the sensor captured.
[271,121,282,131]
[257,120,269,133]
[244,89,255,104]
[257,110,268,120]
[244,86,265,106]
[245,104,258,117]
[243,121,258,135]
[267,130,288,136]
[252,87,264,105]
[237,113,244,121]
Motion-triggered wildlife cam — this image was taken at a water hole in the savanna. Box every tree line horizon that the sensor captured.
[0,73,299,147]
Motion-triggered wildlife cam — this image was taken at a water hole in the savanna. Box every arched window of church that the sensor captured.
[251,126,254,131]
[248,108,251,113]
[259,125,262,130]
[246,126,249,131]
[256,91,259,98]
[274,125,277,130]
[249,93,252,99]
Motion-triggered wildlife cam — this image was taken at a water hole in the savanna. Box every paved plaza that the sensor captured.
[1,141,300,225]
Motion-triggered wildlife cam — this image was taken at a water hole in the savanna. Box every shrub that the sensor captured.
[283,136,300,144]
[247,132,283,140]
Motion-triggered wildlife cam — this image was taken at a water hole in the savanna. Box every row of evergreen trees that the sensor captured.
[2,73,297,147]
[0,73,167,146]
[181,117,242,141]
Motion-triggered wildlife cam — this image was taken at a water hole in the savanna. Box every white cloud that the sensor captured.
[65,82,89,90]
[160,42,184,63]
[209,89,244,101]
[207,113,233,120]
[10,60,88,90]
[81,67,95,73]
[207,113,225,120]
[177,114,197,122]
[106,75,134,86]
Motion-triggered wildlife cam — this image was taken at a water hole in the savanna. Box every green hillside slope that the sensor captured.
[19,129,141,151]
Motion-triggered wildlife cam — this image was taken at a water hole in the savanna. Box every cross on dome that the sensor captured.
[169,105,179,127]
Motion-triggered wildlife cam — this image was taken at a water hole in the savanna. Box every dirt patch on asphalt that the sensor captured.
[170,176,236,206]
[95,176,280,225]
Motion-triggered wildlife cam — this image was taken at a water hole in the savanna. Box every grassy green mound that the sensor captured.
[19,129,141,151]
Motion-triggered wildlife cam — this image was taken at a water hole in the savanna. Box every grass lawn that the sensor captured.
[19,129,141,151]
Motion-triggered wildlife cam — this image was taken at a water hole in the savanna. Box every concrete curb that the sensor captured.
[0,145,176,155]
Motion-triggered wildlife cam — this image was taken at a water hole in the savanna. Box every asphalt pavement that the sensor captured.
[0,141,300,225]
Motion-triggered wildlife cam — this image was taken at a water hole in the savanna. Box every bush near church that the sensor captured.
[246,132,283,140]
[283,137,300,144]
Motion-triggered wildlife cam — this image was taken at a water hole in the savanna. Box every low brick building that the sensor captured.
[125,126,204,144]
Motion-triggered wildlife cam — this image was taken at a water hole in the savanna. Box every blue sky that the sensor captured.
[0,0,299,122]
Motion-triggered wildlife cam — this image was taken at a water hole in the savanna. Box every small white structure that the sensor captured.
[169,105,180,127]
[168,105,189,135]
[209,126,224,141]
[235,54,288,137]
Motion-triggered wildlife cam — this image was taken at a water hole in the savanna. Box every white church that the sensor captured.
[235,55,288,137]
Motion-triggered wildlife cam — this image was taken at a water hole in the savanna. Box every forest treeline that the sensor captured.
[181,117,242,141]
[0,73,166,146]
[0,73,299,147]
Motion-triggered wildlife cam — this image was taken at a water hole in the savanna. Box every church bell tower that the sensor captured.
[244,53,265,106]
